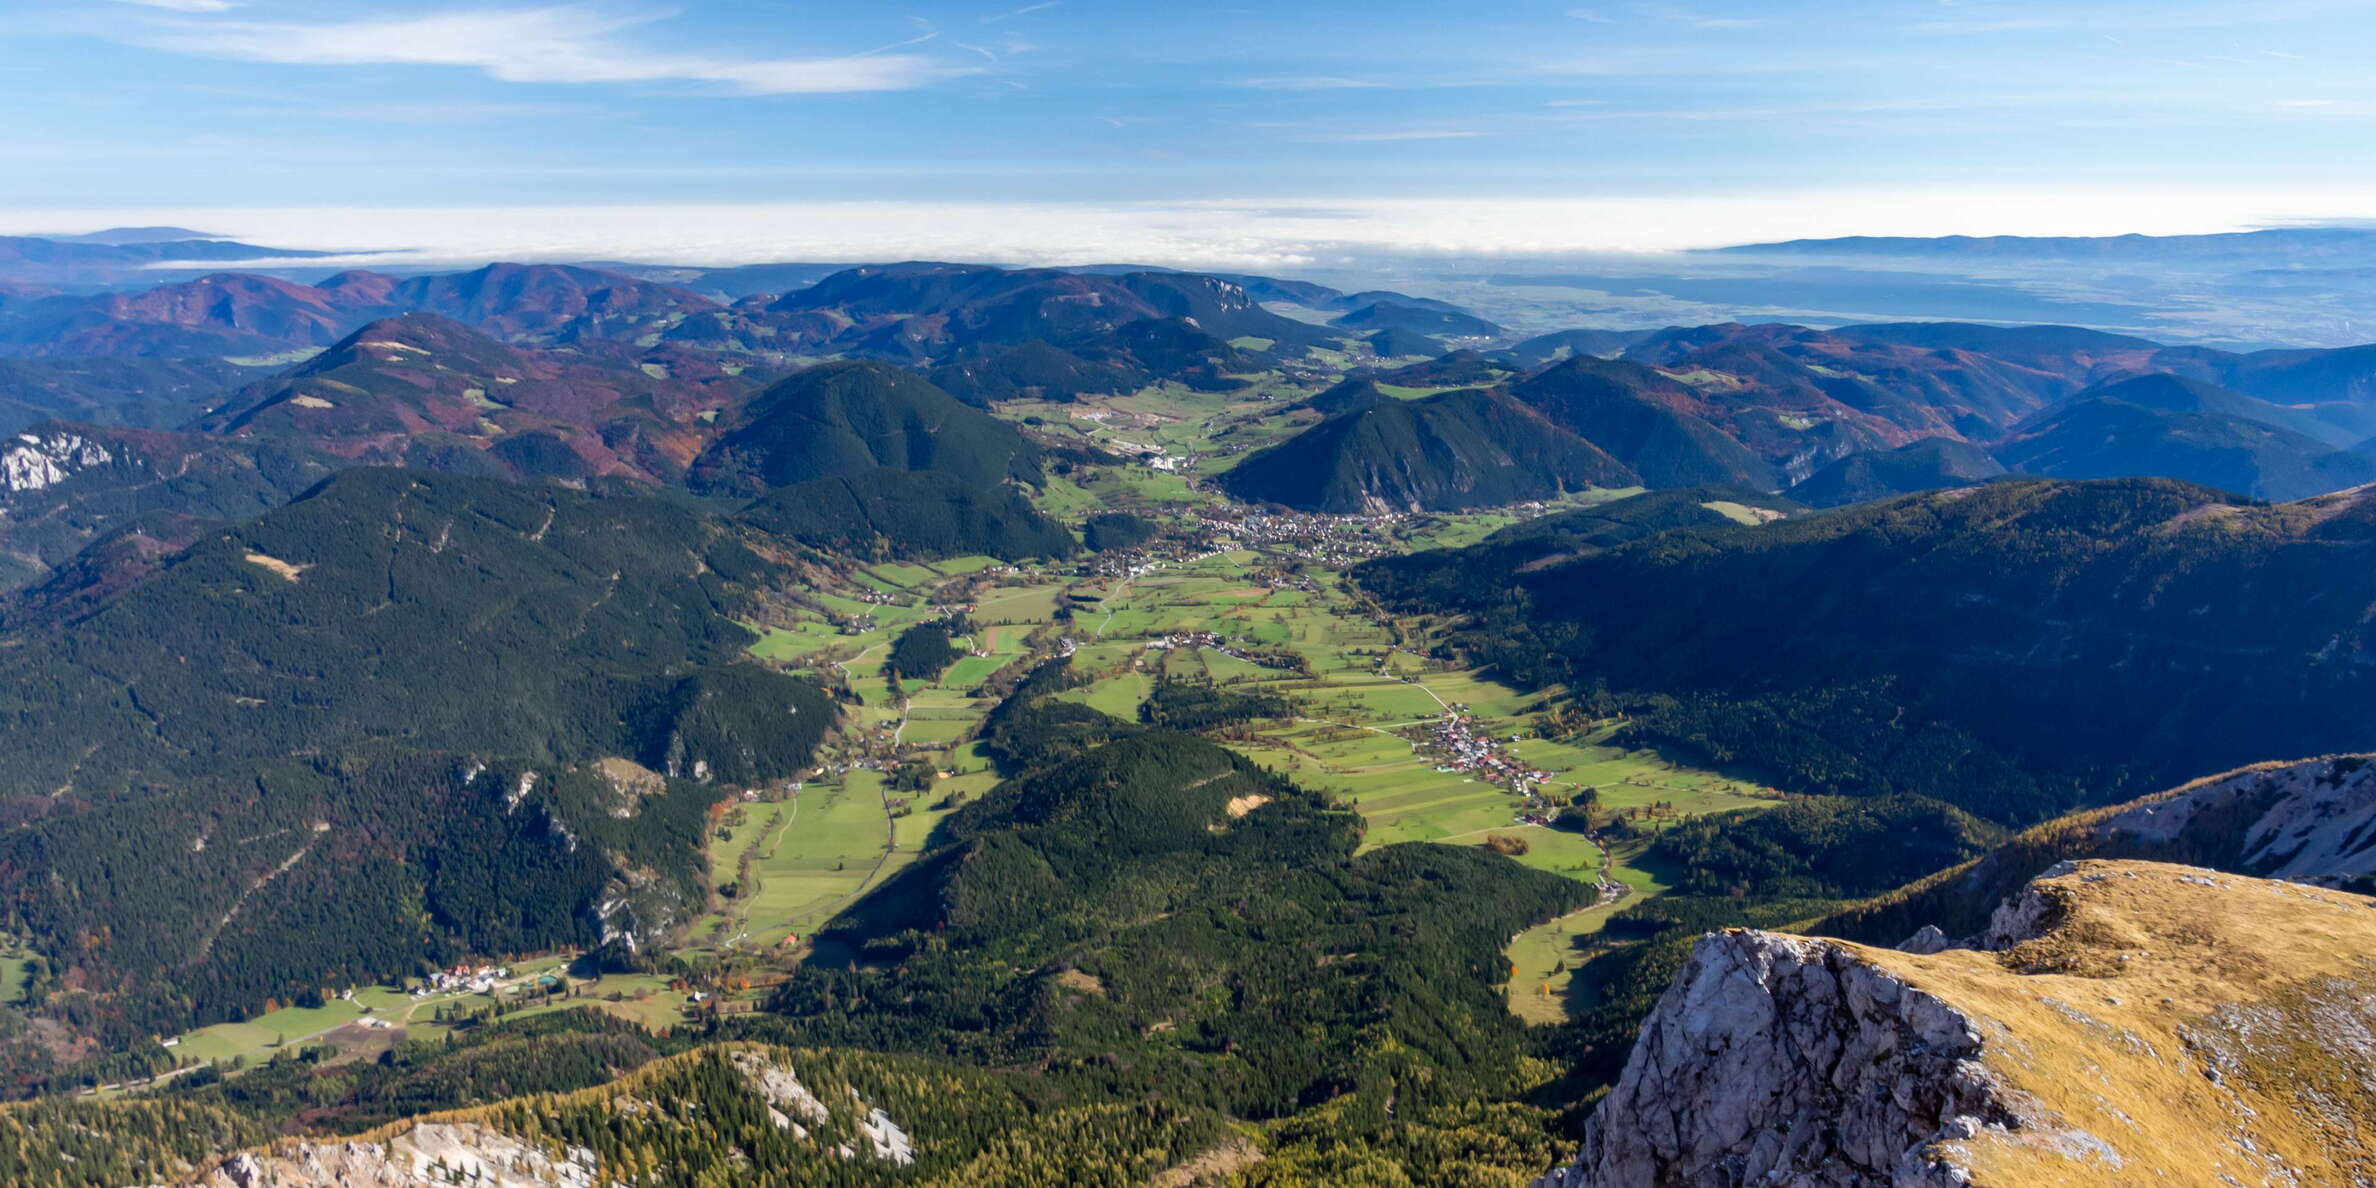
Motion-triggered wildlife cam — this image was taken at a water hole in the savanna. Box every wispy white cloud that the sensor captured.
[981,1,1058,23]
[1295,129,1487,142]
[1911,17,2061,34]
[13,191,2373,269]
[128,5,968,95]
[111,0,238,11]
[1914,0,2376,35]
[1635,4,1760,30]
[1231,76,1388,91]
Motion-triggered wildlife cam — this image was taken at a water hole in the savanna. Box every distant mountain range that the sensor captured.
[1230,318,2376,511]
[1716,226,2376,267]
[19,240,2376,521]
[0,231,327,289]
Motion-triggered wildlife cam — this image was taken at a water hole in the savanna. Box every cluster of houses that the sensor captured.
[1422,711,1557,812]
[1146,632,1299,671]
[1197,508,1397,565]
[412,963,510,998]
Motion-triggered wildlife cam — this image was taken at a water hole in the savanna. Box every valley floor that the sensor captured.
[162,387,1783,1074]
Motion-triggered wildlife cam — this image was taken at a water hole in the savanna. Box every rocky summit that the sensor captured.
[1539,860,2376,1188]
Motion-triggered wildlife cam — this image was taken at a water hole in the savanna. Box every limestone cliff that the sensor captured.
[1815,754,2376,947]
[183,1045,915,1188]
[1538,860,2376,1187]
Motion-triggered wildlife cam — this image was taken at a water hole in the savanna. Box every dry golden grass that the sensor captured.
[1844,860,2376,1185]
[241,553,305,582]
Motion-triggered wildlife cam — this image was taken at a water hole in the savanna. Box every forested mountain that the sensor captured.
[0,274,369,358]
[929,318,1259,403]
[754,664,1590,1146]
[1354,486,1802,611]
[0,263,723,360]
[1614,324,2068,469]
[1219,386,1637,512]
[376,263,721,342]
[734,468,1076,561]
[0,469,841,1079]
[1364,478,2376,823]
[1366,327,1449,357]
[185,1042,1233,1188]
[1785,437,2007,506]
[1994,387,2376,500]
[1509,356,1779,490]
[689,361,1045,495]
[0,231,326,289]
[1490,327,1653,368]
[754,263,1333,361]
[1834,321,2163,378]
[2053,371,2355,443]
[0,469,811,795]
[925,339,1147,404]
[1332,300,1502,339]
[1364,348,1510,389]
[1221,319,2376,508]
[194,314,755,482]
[0,422,338,586]
[0,356,263,434]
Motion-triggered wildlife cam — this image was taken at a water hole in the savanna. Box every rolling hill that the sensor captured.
[0,274,369,358]
[380,263,721,343]
[734,468,1076,561]
[193,314,752,482]
[1509,356,1779,490]
[925,340,1146,404]
[1331,300,1502,339]
[1994,386,2376,500]
[1360,325,1447,358]
[1363,347,1509,389]
[1219,386,1637,512]
[1786,437,2008,506]
[688,360,1045,495]
[1491,326,1655,369]
[759,263,1333,361]
[0,355,263,434]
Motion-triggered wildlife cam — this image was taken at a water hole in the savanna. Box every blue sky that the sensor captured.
[3,0,2374,261]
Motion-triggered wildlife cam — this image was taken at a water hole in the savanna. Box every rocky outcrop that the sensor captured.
[1539,860,2376,1187]
[0,427,111,492]
[1540,931,2008,1187]
[183,1045,918,1187]
[2099,754,2376,885]
[1816,755,2376,949]
[195,1123,597,1188]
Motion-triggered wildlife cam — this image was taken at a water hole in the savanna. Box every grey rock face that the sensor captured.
[1534,931,2020,1188]
[2103,755,2376,885]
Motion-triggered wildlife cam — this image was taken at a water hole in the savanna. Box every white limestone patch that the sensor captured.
[1,430,111,492]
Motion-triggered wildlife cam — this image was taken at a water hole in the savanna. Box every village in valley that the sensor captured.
[149,382,1781,1086]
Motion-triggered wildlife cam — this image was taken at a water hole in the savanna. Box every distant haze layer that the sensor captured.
[3,188,2372,270]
